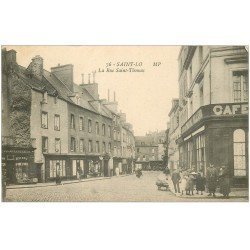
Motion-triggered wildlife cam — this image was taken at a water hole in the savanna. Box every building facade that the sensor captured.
[2,49,135,184]
[176,46,248,186]
[135,131,166,170]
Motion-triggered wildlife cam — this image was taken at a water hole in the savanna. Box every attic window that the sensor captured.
[43,92,48,103]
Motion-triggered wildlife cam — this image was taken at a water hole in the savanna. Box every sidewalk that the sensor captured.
[168,180,249,199]
[6,173,132,190]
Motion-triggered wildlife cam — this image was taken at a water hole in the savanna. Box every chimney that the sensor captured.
[51,64,74,92]
[92,71,96,84]
[27,55,43,81]
[81,73,84,84]
[6,49,17,65]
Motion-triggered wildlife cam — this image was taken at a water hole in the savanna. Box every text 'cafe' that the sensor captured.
[178,103,248,187]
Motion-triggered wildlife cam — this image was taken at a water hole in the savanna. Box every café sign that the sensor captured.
[212,103,248,116]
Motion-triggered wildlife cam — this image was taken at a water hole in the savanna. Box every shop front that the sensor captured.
[2,143,36,185]
[178,102,248,187]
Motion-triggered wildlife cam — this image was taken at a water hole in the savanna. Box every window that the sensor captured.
[88,119,92,133]
[79,117,84,131]
[43,92,48,103]
[187,140,194,169]
[41,112,48,129]
[137,148,140,153]
[117,131,120,141]
[42,136,48,153]
[108,143,111,153]
[199,46,203,65]
[233,70,248,102]
[49,160,66,178]
[102,142,106,153]
[95,122,99,134]
[108,126,111,138]
[70,137,76,152]
[114,146,117,156]
[200,85,204,106]
[71,114,75,129]
[114,130,117,140]
[54,96,57,104]
[196,134,205,173]
[88,140,93,153]
[55,138,61,153]
[79,139,84,152]
[233,129,246,176]
[96,141,100,153]
[102,124,106,136]
[54,115,60,131]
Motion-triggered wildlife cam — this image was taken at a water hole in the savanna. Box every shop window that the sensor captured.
[54,114,60,131]
[15,162,29,181]
[233,129,246,176]
[233,70,248,102]
[50,160,66,178]
[41,112,48,129]
[42,136,48,153]
[196,134,205,173]
[187,140,194,169]
[55,138,61,153]
[79,117,84,131]
[71,114,75,129]
[70,137,76,152]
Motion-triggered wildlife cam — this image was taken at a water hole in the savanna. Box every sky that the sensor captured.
[4,46,180,136]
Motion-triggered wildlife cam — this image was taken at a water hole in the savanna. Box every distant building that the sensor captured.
[135,131,166,170]
[168,99,181,172]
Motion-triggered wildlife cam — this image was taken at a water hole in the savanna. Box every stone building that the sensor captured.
[176,46,248,186]
[168,99,181,172]
[1,49,135,184]
[135,131,166,170]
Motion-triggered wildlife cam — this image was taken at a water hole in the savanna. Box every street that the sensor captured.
[5,171,248,202]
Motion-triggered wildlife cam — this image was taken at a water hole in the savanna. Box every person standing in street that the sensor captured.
[171,169,181,193]
[206,164,218,197]
[196,172,206,195]
[218,165,231,199]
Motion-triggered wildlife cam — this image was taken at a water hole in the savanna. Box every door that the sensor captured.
[6,161,16,184]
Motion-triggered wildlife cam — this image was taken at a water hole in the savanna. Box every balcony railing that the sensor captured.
[2,136,36,148]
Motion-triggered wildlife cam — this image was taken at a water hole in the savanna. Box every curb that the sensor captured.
[6,174,134,190]
[168,186,248,199]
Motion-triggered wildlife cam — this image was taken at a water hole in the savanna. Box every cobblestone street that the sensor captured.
[5,172,248,202]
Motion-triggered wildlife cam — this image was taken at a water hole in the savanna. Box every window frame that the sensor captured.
[70,114,75,129]
[42,136,48,153]
[79,116,84,131]
[55,138,61,153]
[54,114,60,131]
[231,68,248,103]
[70,137,76,152]
[41,111,48,129]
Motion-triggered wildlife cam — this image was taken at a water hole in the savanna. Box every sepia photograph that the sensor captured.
[1,45,249,202]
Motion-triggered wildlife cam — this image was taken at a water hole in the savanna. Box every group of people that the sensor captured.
[170,164,231,198]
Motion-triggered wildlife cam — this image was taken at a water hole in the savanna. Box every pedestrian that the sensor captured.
[171,169,181,193]
[56,174,61,185]
[206,164,218,197]
[196,172,206,195]
[186,172,196,195]
[218,165,231,199]
[179,169,188,195]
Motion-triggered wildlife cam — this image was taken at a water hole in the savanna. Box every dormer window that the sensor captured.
[76,95,80,105]
[43,92,48,103]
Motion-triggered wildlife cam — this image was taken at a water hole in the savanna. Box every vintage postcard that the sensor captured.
[1,45,249,202]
